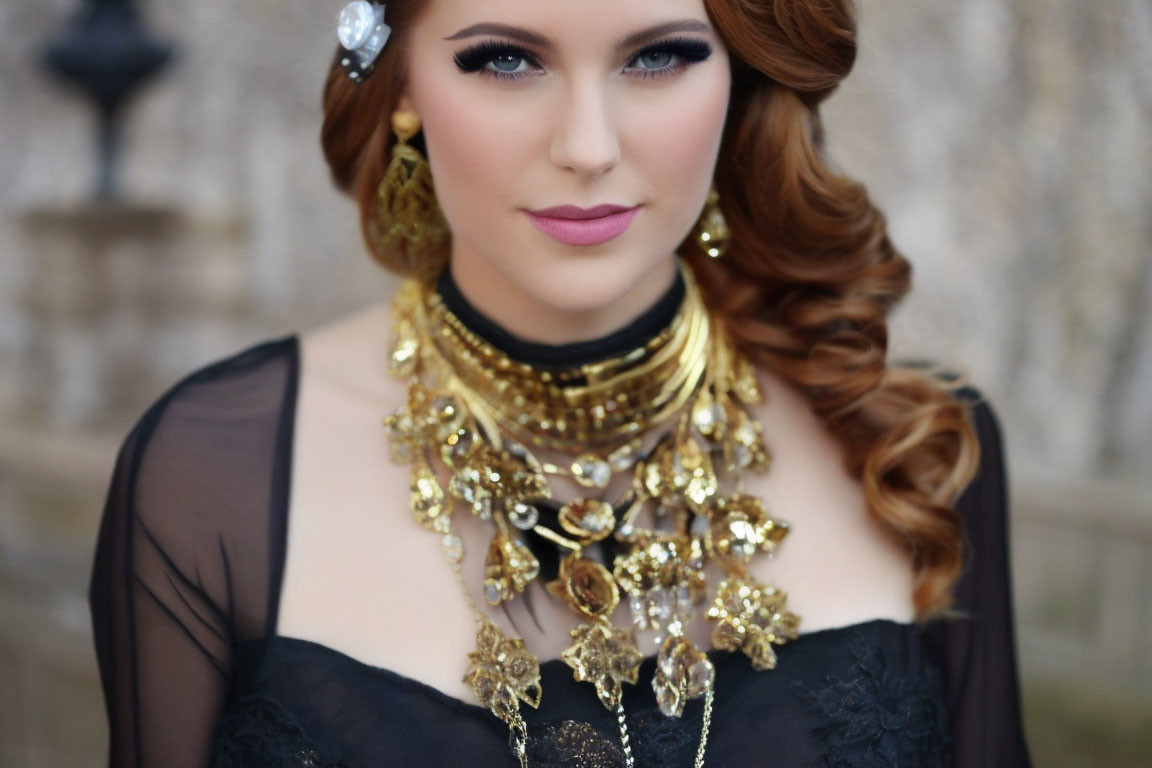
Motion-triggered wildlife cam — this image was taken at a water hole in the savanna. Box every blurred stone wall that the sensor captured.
[1,0,1149,766]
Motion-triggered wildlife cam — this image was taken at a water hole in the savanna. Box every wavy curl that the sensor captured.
[319,0,981,621]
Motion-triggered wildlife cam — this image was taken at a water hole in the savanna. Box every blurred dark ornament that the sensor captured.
[42,0,175,200]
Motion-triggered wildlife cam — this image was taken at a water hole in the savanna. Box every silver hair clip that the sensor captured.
[337,1,391,82]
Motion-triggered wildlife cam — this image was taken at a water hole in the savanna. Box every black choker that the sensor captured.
[435,265,686,369]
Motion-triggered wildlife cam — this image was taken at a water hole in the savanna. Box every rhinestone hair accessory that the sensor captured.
[337,1,391,82]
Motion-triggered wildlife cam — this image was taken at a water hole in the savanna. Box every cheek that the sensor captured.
[414,79,539,226]
[628,71,730,194]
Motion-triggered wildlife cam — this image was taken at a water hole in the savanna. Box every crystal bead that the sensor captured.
[725,517,759,559]
[655,679,681,717]
[607,441,640,472]
[688,658,715,695]
[473,495,492,520]
[690,513,709,536]
[441,533,464,564]
[630,595,647,628]
[733,443,752,469]
[571,454,612,489]
[652,589,673,624]
[692,398,725,439]
[509,502,539,530]
[484,580,504,605]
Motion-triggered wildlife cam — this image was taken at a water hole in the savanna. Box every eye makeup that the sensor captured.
[453,36,713,82]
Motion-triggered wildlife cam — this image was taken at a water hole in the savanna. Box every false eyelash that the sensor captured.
[453,36,714,81]
[453,40,541,77]
[635,36,713,67]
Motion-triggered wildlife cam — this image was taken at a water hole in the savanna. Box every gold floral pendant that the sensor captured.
[463,617,542,725]
[706,576,800,671]
[561,616,645,710]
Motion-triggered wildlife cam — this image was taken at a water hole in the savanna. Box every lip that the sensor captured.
[525,204,642,247]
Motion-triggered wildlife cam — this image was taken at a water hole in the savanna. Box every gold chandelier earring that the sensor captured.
[375,109,450,276]
[694,185,730,259]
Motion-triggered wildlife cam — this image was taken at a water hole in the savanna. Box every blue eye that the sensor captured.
[453,37,713,82]
[626,38,713,80]
[454,41,541,80]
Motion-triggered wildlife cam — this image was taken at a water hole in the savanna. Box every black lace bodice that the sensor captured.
[89,334,1032,767]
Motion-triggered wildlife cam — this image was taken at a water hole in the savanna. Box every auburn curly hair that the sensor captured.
[319,0,981,621]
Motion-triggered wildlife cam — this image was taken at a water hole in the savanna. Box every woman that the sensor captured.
[89,0,1033,765]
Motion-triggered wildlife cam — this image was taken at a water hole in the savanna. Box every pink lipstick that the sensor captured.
[525,203,641,247]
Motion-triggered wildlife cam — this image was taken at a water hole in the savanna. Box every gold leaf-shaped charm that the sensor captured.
[726,407,771,474]
[561,617,643,711]
[706,577,800,671]
[677,434,707,473]
[484,531,540,605]
[731,350,762,404]
[653,634,715,717]
[547,552,620,618]
[674,436,718,513]
[691,388,726,441]
[464,617,542,725]
[410,462,448,533]
[558,498,616,543]
[430,395,466,442]
[382,381,433,463]
[389,317,419,378]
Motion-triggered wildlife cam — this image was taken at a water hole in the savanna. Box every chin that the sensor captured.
[509,249,672,314]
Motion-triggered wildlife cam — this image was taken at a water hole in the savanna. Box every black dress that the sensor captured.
[88,281,1033,767]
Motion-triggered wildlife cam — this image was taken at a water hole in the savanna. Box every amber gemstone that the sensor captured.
[557,554,620,618]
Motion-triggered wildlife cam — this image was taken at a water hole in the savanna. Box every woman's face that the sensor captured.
[399,0,730,338]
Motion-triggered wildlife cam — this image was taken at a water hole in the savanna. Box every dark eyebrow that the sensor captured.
[442,19,712,54]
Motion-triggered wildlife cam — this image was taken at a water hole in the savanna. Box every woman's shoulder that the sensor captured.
[127,334,300,446]
[109,335,301,515]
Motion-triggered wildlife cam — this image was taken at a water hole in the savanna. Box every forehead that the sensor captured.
[418,0,714,45]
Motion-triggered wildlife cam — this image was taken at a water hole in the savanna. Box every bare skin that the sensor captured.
[275,302,916,702]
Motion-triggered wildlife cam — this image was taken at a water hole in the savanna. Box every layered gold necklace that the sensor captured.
[383,259,800,767]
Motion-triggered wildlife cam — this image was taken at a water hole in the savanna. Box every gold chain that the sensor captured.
[615,703,635,768]
[695,687,714,768]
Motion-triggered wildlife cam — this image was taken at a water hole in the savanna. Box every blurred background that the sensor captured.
[1,0,1149,765]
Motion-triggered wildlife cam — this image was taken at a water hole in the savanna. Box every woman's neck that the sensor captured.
[436,259,686,369]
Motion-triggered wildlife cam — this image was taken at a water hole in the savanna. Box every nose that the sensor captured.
[549,78,620,180]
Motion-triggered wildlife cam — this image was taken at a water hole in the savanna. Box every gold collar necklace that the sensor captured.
[384,258,801,767]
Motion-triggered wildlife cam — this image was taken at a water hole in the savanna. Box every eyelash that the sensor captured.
[453,36,713,82]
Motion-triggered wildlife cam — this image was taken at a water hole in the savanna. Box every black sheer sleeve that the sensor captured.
[921,389,1033,767]
[88,338,297,768]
